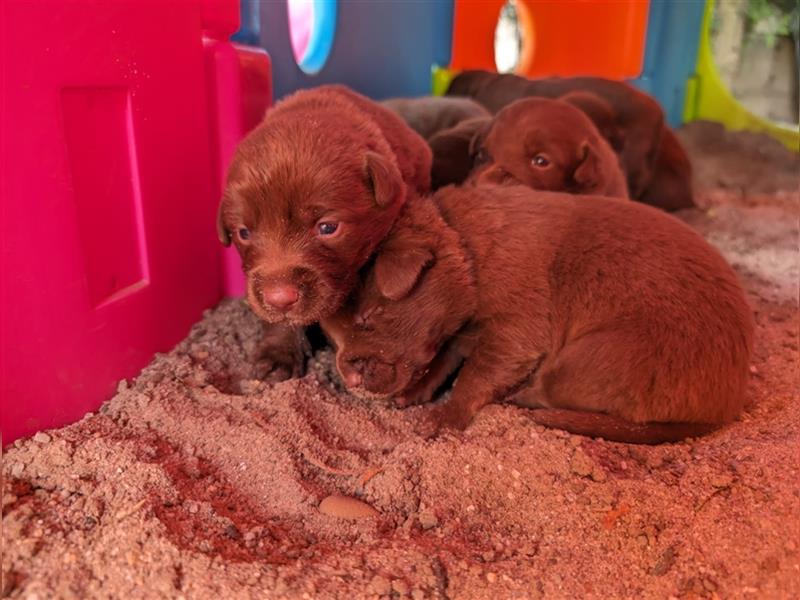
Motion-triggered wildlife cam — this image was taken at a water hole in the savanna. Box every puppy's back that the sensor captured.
[271,85,432,195]
[438,187,753,425]
[381,96,490,140]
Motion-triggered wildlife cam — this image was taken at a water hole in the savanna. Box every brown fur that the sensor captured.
[217,84,432,328]
[638,127,695,211]
[558,91,625,153]
[470,97,629,198]
[380,96,490,140]
[446,70,693,207]
[427,117,491,190]
[322,186,753,442]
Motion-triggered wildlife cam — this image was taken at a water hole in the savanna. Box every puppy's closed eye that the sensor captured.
[473,148,491,166]
[355,305,384,329]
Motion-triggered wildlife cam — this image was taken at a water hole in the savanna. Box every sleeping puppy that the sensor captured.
[321,185,753,443]
[217,84,432,376]
[446,70,680,204]
[428,116,490,190]
[380,96,490,140]
[470,97,629,198]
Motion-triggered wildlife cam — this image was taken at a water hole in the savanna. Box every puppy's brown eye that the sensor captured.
[238,227,250,241]
[317,222,339,236]
[532,155,550,167]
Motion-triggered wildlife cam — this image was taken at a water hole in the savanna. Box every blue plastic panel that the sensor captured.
[630,0,706,127]
[251,0,454,100]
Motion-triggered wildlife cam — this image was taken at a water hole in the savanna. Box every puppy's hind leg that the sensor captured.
[510,330,718,443]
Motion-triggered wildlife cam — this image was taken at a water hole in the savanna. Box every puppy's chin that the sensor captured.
[343,386,394,402]
[342,367,418,401]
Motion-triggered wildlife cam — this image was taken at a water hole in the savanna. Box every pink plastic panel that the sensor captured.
[0,1,237,444]
[204,41,272,297]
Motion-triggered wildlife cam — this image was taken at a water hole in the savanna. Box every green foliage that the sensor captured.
[743,0,798,48]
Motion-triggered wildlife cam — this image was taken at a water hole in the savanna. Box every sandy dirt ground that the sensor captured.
[2,122,799,599]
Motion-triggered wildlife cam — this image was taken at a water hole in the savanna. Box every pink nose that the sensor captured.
[344,371,362,388]
[261,285,299,310]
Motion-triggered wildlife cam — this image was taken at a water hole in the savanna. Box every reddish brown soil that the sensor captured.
[2,123,799,599]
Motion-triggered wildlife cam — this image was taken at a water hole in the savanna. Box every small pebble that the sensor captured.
[651,545,676,576]
[224,524,241,540]
[392,579,409,595]
[411,589,425,600]
[369,575,391,595]
[486,572,497,583]
[10,463,25,478]
[318,494,378,519]
[418,510,439,530]
[570,450,594,478]
[117,379,128,393]
[710,473,733,488]
[33,431,51,444]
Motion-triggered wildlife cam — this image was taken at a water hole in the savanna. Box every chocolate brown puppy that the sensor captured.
[446,70,665,200]
[218,84,431,325]
[470,97,629,198]
[638,126,695,211]
[380,96,490,140]
[217,85,432,376]
[322,186,753,443]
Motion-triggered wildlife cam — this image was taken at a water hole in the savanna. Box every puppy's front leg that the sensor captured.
[432,346,546,432]
[255,322,311,382]
[397,341,465,408]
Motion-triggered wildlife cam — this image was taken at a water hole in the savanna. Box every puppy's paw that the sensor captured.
[436,404,474,432]
[396,386,434,409]
[255,324,310,383]
[255,353,303,383]
[413,404,473,439]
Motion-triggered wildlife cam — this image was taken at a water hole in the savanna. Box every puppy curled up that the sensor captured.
[321,186,753,443]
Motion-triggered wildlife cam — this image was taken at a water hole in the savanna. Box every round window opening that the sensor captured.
[495,1,525,73]
[287,0,337,75]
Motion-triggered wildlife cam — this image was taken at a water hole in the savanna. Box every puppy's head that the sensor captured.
[559,91,625,153]
[218,111,406,326]
[470,97,607,195]
[322,218,476,399]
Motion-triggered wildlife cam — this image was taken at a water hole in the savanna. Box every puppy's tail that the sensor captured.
[528,408,719,444]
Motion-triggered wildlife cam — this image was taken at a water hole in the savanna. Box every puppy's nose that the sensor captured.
[261,284,299,310]
[345,371,362,388]
[341,357,365,388]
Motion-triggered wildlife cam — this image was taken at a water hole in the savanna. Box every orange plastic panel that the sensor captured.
[450,0,650,80]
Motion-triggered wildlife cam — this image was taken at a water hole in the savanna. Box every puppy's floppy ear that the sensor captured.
[374,241,435,301]
[216,201,231,246]
[364,151,405,208]
[573,141,601,191]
